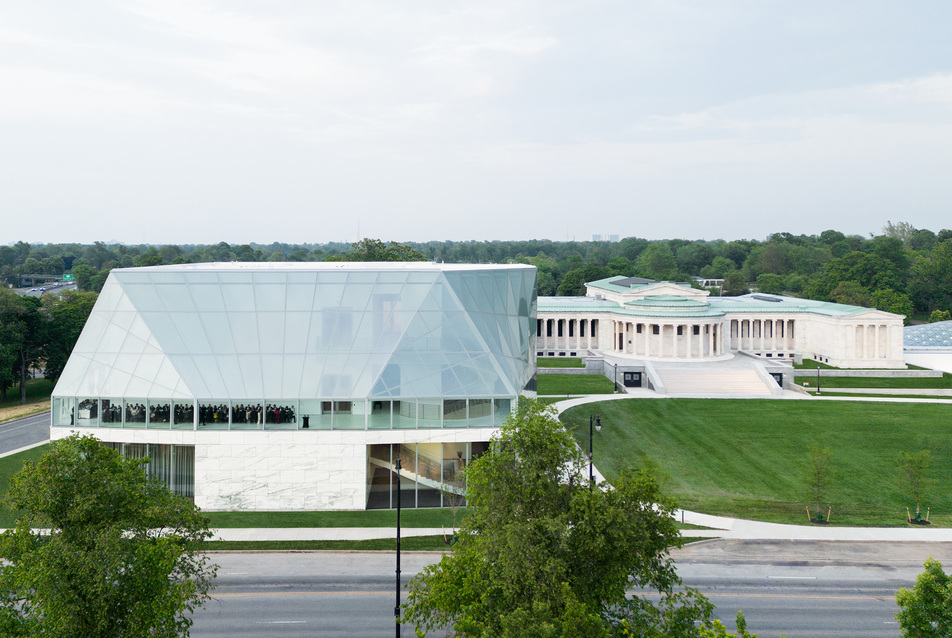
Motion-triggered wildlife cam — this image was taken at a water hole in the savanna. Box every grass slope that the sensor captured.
[562,399,952,527]
[205,508,463,528]
[207,535,450,552]
[537,374,615,395]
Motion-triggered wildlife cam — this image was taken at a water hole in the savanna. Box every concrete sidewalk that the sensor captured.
[676,510,952,542]
[208,514,952,543]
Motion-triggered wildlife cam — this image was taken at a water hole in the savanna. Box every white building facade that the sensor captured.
[50,262,537,511]
[537,276,905,368]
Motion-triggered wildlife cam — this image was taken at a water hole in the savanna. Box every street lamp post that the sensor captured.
[589,415,601,490]
[816,364,821,395]
[394,457,402,637]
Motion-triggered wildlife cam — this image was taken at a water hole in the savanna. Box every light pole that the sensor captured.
[816,364,821,395]
[614,364,618,392]
[589,415,601,490]
[394,457,402,637]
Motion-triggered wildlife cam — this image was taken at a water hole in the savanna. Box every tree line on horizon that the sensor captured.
[6,223,952,319]
[3,224,952,401]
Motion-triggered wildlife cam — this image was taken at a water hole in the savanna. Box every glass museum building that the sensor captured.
[50,262,537,511]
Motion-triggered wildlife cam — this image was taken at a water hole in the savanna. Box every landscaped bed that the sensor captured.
[561,398,952,527]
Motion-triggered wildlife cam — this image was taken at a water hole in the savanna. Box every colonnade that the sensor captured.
[850,323,893,360]
[728,318,796,356]
[536,317,599,353]
[610,319,723,359]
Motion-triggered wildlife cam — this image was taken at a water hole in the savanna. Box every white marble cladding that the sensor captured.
[52,426,498,511]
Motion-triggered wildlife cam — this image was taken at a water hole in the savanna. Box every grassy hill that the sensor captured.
[561,398,952,527]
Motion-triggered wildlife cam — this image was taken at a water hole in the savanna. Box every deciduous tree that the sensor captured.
[803,445,834,521]
[0,434,216,638]
[897,450,933,520]
[41,290,98,384]
[896,558,952,637]
[403,400,715,637]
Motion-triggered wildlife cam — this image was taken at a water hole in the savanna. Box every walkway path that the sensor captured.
[207,516,951,542]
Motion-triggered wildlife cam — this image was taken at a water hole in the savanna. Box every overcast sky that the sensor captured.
[3,1,951,246]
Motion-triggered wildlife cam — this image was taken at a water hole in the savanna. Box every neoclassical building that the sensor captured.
[50,262,537,511]
[537,276,905,368]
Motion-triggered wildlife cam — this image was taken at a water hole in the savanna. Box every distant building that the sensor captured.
[537,276,905,368]
[591,234,620,242]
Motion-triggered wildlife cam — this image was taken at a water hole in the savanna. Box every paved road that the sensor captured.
[0,411,50,456]
[191,541,949,637]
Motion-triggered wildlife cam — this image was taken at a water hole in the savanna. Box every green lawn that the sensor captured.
[205,508,463,528]
[793,360,841,370]
[795,374,952,389]
[562,398,952,527]
[0,379,54,410]
[537,374,615,395]
[207,535,450,552]
[537,357,585,368]
[0,379,54,424]
[0,445,50,527]
[806,392,952,400]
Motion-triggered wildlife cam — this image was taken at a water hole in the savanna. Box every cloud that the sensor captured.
[873,73,952,105]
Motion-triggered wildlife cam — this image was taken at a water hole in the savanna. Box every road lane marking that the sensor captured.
[767,576,817,579]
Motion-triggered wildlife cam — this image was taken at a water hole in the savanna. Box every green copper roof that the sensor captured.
[586,275,692,293]
[708,294,888,317]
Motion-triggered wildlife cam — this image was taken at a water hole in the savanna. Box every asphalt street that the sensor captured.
[191,541,951,637]
[0,410,50,456]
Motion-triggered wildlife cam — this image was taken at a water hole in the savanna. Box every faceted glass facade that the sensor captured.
[52,262,537,431]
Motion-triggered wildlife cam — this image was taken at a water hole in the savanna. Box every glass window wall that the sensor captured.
[76,398,99,427]
[198,402,229,429]
[52,394,516,430]
[331,400,364,430]
[100,398,122,428]
[147,400,171,429]
[299,399,330,429]
[469,399,493,427]
[124,399,147,428]
[263,402,297,430]
[494,398,512,426]
[231,402,264,430]
[103,442,195,500]
[443,399,467,428]
[366,442,493,510]
[173,401,194,430]
[368,400,391,429]
[52,396,74,427]
[418,400,441,429]
[393,400,416,429]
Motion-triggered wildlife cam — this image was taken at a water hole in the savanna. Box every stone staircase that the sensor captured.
[654,367,774,396]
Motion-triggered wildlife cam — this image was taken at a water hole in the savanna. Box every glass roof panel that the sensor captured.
[54,263,534,402]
